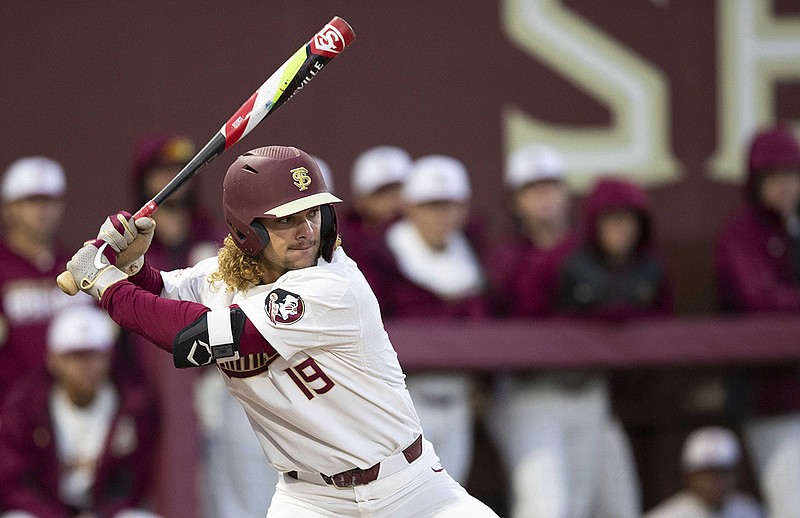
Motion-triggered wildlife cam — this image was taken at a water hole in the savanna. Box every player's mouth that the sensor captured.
[288,241,319,253]
[289,241,317,251]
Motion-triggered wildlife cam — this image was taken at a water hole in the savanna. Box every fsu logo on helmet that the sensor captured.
[266,289,305,325]
[291,167,312,191]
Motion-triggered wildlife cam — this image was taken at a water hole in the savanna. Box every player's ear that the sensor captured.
[250,220,270,251]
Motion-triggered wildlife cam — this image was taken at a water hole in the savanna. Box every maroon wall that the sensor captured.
[1,0,798,310]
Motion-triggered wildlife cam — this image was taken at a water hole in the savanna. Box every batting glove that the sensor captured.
[98,211,136,253]
[97,211,156,276]
[66,239,128,301]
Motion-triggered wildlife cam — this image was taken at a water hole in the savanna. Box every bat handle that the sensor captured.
[57,270,79,296]
[134,200,159,219]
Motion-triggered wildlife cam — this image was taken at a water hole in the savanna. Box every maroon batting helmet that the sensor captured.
[222,146,342,259]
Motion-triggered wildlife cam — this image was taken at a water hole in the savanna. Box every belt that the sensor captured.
[287,435,423,488]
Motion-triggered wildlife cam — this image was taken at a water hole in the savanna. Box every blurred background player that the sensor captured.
[0,305,160,517]
[644,426,763,518]
[487,145,576,517]
[0,157,79,406]
[714,125,800,518]
[494,176,673,517]
[338,145,412,266]
[129,133,277,518]
[311,155,336,195]
[132,134,220,269]
[362,155,489,485]
[487,144,572,316]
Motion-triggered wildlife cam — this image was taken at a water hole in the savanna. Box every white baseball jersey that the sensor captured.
[159,248,422,476]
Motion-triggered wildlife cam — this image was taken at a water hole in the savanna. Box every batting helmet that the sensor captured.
[222,146,342,259]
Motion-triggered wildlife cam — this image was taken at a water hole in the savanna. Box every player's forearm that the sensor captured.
[101,281,209,352]
[126,257,165,295]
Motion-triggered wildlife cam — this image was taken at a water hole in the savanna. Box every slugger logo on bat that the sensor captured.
[311,23,347,56]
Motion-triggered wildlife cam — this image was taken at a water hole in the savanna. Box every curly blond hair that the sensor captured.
[208,235,264,292]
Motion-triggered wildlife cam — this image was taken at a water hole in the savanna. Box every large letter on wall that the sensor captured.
[710,0,800,182]
[503,0,679,189]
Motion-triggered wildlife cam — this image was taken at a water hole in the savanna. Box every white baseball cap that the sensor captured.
[2,156,66,202]
[312,155,335,193]
[505,145,565,189]
[351,146,412,196]
[403,155,471,204]
[47,305,117,354]
[681,426,741,472]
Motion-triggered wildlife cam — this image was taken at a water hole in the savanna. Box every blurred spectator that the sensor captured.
[338,145,412,265]
[0,157,83,405]
[494,176,672,518]
[515,176,673,319]
[361,155,489,485]
[312,154,335,193]
[714,125,800,518]
[132,135,220,268]
[645,426,762,518]
[487,144,572,315]
[129,134,276,518]
[0,305,160,517]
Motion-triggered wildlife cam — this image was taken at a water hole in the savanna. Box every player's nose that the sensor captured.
[295,216,315,238]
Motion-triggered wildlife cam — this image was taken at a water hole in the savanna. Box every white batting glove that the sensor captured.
[97,211,156,276]
[97,211,136,253]
[118,216,155,275]
[66,239,127,301]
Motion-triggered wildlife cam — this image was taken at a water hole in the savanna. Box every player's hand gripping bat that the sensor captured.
[57,16,355,296]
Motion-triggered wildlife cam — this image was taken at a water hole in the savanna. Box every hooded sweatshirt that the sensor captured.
[513,177,673,321]
[714,126,800,416]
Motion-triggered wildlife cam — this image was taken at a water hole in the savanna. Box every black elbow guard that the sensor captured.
[173,308,246,369]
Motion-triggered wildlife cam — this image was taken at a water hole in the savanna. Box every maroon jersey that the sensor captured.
[486,234,551,316]
[0,241,77,400]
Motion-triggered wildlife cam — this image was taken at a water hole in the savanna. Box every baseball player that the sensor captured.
[65,146,499,518]
[0,157,84,403]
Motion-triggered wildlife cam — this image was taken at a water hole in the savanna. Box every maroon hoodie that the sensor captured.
[512,177,673,321]
[714,126,800,313]
[714,126,800,416]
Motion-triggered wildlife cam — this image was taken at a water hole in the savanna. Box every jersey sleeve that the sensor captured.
[159,256,220,301]
[236,266,362,360]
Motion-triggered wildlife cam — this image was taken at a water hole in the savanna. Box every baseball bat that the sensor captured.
[57,16,355,295]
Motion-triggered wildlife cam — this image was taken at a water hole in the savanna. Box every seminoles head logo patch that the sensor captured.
[266,289,305,325]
